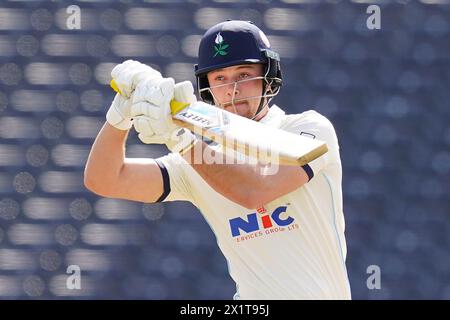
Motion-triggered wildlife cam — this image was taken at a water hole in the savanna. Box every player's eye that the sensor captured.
[239,73,250,80]
[214,75,225,81]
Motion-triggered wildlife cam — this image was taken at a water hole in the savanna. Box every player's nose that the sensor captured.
[226,82,240,97]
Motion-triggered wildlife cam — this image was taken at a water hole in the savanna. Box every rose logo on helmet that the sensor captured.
[213,33,229,57]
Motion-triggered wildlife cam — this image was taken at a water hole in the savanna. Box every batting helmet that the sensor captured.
[195,20,283,105]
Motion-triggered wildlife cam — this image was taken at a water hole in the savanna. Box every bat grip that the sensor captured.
[110,79,189,115]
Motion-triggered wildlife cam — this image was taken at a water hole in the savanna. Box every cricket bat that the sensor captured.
[111,79,328,166]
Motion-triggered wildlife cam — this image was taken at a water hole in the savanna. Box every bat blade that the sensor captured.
[172,101,328,166]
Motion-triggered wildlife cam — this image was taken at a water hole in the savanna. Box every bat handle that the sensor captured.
[110,79,189,115]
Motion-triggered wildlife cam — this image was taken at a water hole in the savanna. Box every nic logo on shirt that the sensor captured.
[229,206,296,238]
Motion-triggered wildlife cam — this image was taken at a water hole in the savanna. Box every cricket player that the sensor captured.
[84,20,351,299]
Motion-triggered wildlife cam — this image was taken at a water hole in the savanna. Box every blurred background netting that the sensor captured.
[0,0,449,299]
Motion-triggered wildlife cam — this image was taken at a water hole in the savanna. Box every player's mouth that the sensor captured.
[223,100,248,108]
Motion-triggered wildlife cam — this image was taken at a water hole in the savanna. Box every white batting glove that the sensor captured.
[106,60,162,130]
[106,93,133,130]
[131,77,176,136]
[132,81,198,154]
[111,60,162,98]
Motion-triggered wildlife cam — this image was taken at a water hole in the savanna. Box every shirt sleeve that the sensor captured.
[281,111,341,178]
[154,152,195,203]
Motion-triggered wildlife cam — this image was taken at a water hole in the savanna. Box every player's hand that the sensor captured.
[130,76,176,136]
[106,93,133,130]
[132,81,198,154]
[107,60,162,130]
[110,59,162,98]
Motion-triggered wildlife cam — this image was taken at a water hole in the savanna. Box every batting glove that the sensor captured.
[106,60,162,130]
[132,80,198,154]
[106,93,133,131]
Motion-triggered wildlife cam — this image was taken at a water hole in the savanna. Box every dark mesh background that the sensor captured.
[0,0,449,299]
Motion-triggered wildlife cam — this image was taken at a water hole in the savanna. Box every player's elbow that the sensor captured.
[222,185,274,209]
[232,191,268,210]
[224,191,253,209]
[246,196,269,210]
[242,189,290,209]
[84,175,117,199]
[83,167,113,197]
[83,169,102,195]
[238,199,256,210]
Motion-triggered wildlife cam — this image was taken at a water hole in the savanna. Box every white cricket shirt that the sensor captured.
[157,105,351,300]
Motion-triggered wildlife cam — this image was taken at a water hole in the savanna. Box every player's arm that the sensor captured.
[84,122,164,203]
[182,141,310,209]
[129,78,311,208]
[84,60,168,203]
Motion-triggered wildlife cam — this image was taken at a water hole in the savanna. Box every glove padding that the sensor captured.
[107,59,162,130]
[132,80,198,154]
[131,77,176,137]
[106,93,133,130]
[111,60,162,98]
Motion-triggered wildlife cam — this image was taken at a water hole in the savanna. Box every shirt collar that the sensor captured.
[258,104,285,128]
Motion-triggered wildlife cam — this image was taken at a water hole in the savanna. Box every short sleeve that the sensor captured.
[155,152,195,203]
[281,111,341,177]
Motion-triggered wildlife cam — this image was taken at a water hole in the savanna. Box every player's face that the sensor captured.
[207,64,267,119]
